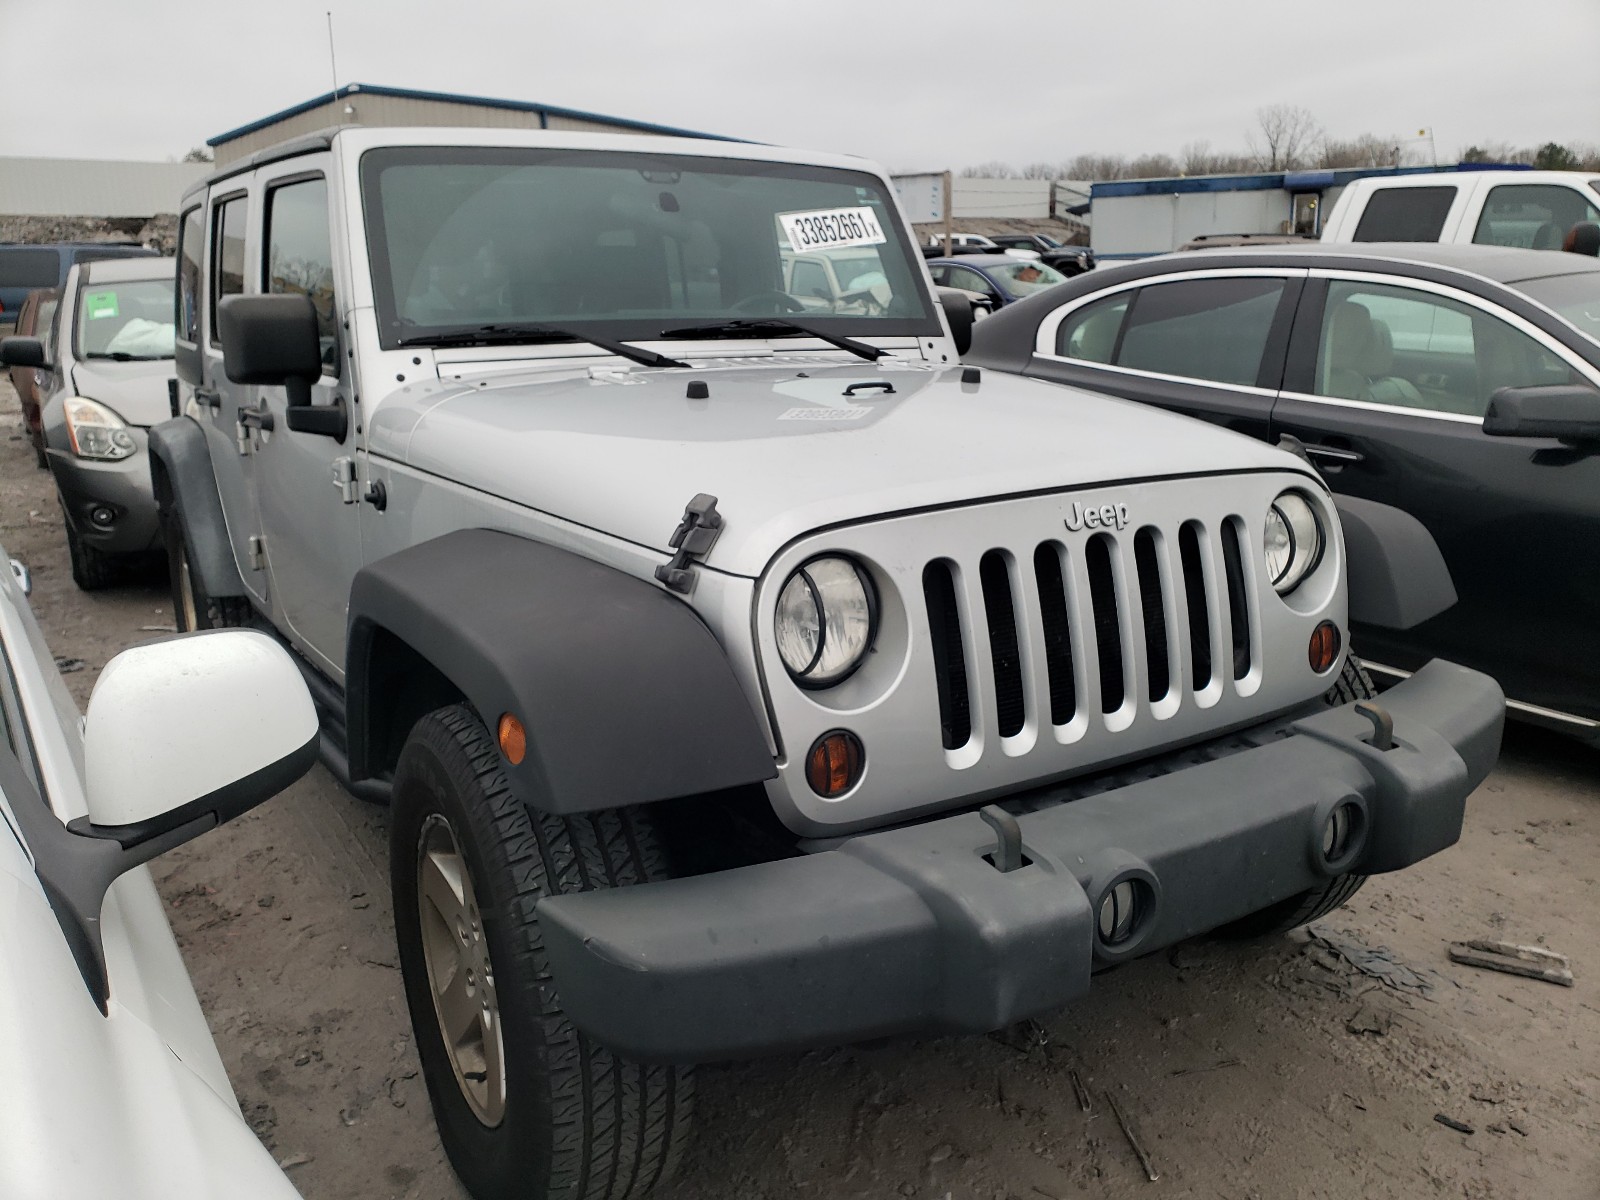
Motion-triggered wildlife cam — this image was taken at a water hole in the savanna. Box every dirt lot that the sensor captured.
[3,378,1598,1200]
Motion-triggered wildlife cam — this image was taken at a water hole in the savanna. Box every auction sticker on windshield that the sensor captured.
[780,207,887,253]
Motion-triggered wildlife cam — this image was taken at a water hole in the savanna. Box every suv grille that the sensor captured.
[926,519,1254,750]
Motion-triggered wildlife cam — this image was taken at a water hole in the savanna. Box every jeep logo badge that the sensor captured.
[1064,500,1129,532]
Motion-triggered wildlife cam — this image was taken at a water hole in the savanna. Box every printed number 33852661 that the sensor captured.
[781,207,887,252]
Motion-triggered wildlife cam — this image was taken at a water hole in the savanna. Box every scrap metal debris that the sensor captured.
[1434,1113,1475,1135]
[1169,1057,1242,1077]
[1068,1068,1092,1112]
[53,656,85,674]
[1448,940,1574,987]
[1105,1092,1159,1182]
[1303,926,1446,998]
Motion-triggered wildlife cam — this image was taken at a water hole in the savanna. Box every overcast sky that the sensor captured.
[2,0,1596,171]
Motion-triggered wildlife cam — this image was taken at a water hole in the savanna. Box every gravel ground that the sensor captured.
[3,378,1597,1200]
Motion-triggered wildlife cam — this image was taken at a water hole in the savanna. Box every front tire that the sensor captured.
[1220,655,1376,939]
[391,706,693,1200]
[64,518,119,591]
[165,518,250,631]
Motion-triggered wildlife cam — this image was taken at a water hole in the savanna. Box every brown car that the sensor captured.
[7,287,58,467]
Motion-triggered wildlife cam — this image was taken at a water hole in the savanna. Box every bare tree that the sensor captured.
[1319,133,1396,169]
[1020,161,1060,180]
[1128,153,1180,179]
[181,146,214,163]
[1063,153,1128,181]
[1248,104,1324,171]
[959,160,1020,178]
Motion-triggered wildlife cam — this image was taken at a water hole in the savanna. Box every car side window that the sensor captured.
[1054,293,1131,363]
[1472,184,1600,249]
[1114,277,1286,386]
[946,266,992,296]
[1312,280,1583,417]
[264,176,339,376]
[790,259,830,300]
[209,195,247,347]
[1351,187,1456,241]
[177,206,204,345]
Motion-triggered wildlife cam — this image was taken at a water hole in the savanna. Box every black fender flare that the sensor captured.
[1333,494,1457,630]
[346,529,777,813]
[147,416,246,600]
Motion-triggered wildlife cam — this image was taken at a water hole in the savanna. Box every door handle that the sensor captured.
[193,387,221,412]
[1303,443,1364,464]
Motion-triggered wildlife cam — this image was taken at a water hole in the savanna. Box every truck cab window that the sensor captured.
[1473,184,1600,250]
[1352,187,1456,241]
[264,177,339,376]
[209,196,247,346]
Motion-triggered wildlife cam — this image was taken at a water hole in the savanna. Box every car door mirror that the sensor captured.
[1483,385,1600,442]
[936,287,977,355]
[0,335,50,371]
[79,630,317,845]
[217,293,323,406]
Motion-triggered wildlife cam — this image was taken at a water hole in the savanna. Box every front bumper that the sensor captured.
[540,660,1503,1064]
[46,435,159,555]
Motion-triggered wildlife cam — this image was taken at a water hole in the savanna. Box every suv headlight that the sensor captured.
[63,397,137,461]
[1264,490,1325,595]
[775,556,877,688]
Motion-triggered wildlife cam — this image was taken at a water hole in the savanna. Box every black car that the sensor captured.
[0,242,158,329]
[985,232,1096,276]
[966,242,1600,742]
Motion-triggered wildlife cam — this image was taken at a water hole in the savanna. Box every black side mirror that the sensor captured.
[937,288,977,356]
[1484,385,1600,442]
[217,293,323,406]
[0,335,49,370]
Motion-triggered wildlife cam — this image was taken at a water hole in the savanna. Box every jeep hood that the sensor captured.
[370,358,1302,578]
[71,358,176,428]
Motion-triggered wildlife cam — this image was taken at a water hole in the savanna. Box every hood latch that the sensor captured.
[655,493,723,595]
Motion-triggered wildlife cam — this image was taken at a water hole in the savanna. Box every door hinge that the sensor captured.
[332,456,358,504]
[248,535,266,571]
[654,493,722,594]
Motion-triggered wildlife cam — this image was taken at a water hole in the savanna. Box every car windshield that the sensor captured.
[360,147,938,348]
[990,260,1067,297]
[75,277,175,360]
[1516,272,1600,345]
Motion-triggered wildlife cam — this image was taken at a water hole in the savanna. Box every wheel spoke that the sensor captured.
[436,964,480,1045]
[420,849,466,929]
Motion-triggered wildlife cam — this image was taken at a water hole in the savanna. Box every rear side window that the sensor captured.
[1055,293,1131,362]
[177,206,203,344]
[264,176,339,376]
[1352,187,1456,241]
[1115,277,1286,386]
[0,249,60,289]
[1472,184,1600,249]
[209,195,247,346]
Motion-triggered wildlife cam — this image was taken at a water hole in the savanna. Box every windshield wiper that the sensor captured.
[396,323,691,369]
[86,351,169,361]
[658,318,884,362]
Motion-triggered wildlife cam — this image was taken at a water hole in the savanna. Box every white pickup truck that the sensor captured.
[1321,169,1600,250]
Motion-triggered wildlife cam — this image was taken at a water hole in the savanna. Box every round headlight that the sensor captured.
[775,556,876,687]
[1264,491,1325,595]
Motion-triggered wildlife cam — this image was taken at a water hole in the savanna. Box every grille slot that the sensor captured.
[923,560,971,749]
[1221,518,1253,680]
[1178,521,1213,691]
[979,551,1026,738]
[1033,543,1077,725]
[1133,528,1170,703]
[1085,533,1125,714]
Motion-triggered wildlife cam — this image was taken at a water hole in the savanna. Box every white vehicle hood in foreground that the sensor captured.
[370,358,1302,576]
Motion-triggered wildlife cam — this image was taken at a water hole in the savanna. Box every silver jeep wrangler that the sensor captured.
[152,126,1503,1200]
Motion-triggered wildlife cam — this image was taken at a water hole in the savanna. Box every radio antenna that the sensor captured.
[325,11,340,100]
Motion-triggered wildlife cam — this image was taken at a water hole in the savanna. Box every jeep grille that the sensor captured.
[923,519,1253,751]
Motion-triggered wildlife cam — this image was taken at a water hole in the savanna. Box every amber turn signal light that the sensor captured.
[1309,621,1341,674]
[805,730,864,798]
[498,712,527,765]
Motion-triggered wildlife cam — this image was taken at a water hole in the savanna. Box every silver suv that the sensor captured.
[152,126,1503,1200]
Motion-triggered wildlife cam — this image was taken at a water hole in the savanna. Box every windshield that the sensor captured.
[360,147,938,348]
[990,260,1067,297]
[1517,271,1600,345]
[74,277,175,360]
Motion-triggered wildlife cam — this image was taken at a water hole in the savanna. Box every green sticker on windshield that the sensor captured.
[85,291,119,320]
